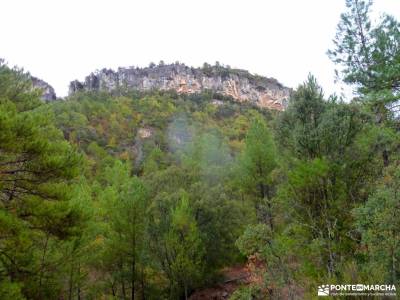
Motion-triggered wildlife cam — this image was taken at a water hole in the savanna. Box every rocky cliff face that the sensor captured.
[31,77,57,101]
[69,63,291,110]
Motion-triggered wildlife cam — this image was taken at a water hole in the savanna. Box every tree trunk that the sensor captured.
[265,186,274,232]
[383,149,389,167]
[77,261,81,300]
[38,234,49,299]
[122,275,127,300]
[131,258,135,300]
[68,265,73,300]
[184,283,188,300]
[140,264,146,300]
[111,281,116,297]
[392,247,396,284]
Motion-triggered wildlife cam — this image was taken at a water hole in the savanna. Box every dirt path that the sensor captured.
[189,265,252,300]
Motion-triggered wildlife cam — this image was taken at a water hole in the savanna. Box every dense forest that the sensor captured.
[0,0,399,299]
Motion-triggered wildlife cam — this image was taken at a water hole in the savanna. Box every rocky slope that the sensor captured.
[31,76,57,101]
[69,63,291,110]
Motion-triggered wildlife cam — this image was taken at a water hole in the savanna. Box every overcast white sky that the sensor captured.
[1,0,399,98]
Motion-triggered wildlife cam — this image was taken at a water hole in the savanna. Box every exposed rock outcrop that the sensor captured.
[69,63,291,110]
[31,77,57,101]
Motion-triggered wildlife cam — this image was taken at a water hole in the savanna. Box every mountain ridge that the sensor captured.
[68,63,291,110]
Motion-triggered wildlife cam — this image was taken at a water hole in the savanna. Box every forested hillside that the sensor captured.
[0,0,399,299]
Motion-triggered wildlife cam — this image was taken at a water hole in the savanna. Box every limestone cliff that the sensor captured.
[31,77,57,101]
[69,63,291,110]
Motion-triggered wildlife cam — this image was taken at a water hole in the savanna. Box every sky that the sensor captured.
[1,0,399,98]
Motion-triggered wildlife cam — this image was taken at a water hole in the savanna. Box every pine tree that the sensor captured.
[354,165,400,284]
[165,192,204,300]
[0,62,83,298]
[97,160,148,299]
[239,115,278,230]
[328,0,400,119]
